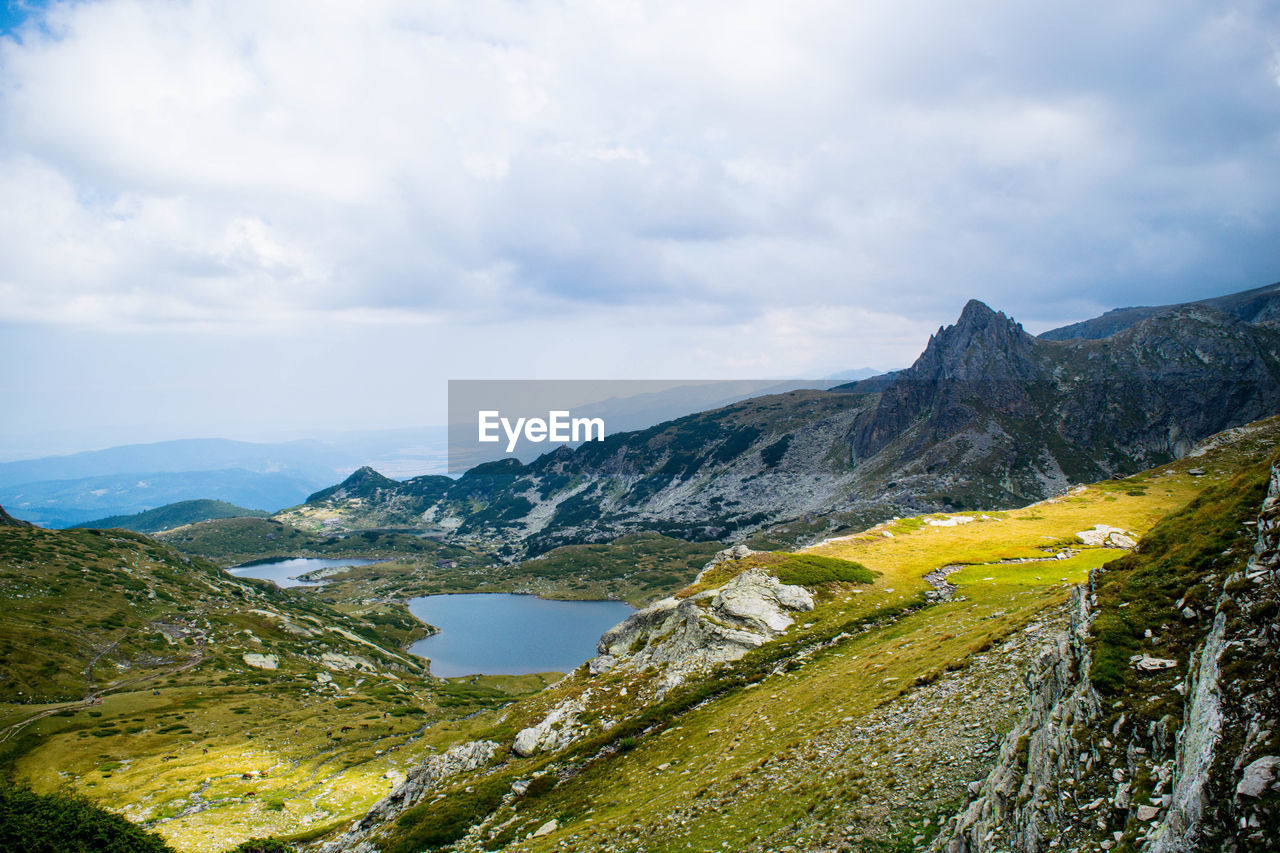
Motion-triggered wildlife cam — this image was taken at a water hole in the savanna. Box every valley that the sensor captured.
[1,285,1278,852]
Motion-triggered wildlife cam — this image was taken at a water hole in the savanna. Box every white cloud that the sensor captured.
[0,1,1277,350]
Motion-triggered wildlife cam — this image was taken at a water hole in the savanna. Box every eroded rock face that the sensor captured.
[590,567,813,686]
[937,581,1103,853]
[513,695,588,757]
[318,739,499,853]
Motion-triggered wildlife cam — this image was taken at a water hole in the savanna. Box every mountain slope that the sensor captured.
[0,516,548,852]
[309,416,1280,853]
[936,432,1280,852]
[0,468,327,529]
[0,503,31,528]
[71,499,269,534]
[1040,279,1280,340]
[276,285,1280,560]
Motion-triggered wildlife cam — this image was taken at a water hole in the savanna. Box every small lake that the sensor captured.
[406,594,634,677]
[228,557,381,588]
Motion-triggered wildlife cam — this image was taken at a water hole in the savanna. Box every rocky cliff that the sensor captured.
[934,458,1280,852]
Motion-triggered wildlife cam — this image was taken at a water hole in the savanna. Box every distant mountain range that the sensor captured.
[272,281,1280,558]
[0,435,432,528]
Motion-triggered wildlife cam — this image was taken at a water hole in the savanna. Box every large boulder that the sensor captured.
[590,568,813,682]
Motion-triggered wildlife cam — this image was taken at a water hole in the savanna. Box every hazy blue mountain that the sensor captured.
[0,437,349,488]
[0,469,322,528]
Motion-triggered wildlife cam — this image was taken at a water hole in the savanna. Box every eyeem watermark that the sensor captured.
[448,379,844,475]
[478,410,605,453]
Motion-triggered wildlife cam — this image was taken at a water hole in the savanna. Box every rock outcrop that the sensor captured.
[319,739,500,853]
[937,581,1103,852]
[590,566,813,692]
[512,694,589,757]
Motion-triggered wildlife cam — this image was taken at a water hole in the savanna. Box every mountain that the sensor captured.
[1040,279,1280,340]
[0,437,349,486]
[278,283,1280,559]
[0,468,325,529]
[70,499,268,534]
[309,417,1280,853]
[0,434,457,529]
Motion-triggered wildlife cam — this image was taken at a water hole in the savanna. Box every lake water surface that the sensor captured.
[407,594,634,677]
[228,557,381,588]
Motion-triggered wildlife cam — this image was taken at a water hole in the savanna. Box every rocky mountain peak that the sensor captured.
[912,299,1036,383]
[305,465,401,504]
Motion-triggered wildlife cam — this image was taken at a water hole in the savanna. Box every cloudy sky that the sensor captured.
[2,0,1279,457]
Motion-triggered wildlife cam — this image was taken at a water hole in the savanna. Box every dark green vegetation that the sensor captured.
[312,533,723,607]
[0,780,174,853]
[384,775,509,853]
[769,553,874,586]
[73,500,269,534]
[156,516,479,568]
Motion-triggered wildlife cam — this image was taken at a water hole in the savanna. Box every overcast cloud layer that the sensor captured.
[2,0,1280,453]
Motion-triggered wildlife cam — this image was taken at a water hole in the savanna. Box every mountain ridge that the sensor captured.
[1039,279,1280,340]
[270,282,1280,560]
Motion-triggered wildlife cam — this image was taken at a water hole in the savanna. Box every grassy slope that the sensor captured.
[6,416,1276,853]
[73,500,269,535]
[367,416,1280,852]
[0,524,550,853]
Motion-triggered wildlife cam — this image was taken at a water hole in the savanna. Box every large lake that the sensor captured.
[228,557,381,588]
[407,594,634,677]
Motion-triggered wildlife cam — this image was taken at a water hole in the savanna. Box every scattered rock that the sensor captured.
[241,653,278,670]
[1236,756,1280,798]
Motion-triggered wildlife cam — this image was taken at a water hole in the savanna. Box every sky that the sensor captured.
[2,0,1280,458]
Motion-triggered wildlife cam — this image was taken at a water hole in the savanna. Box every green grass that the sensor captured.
[389,417,1280,853]
[1088,456,1274,704]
